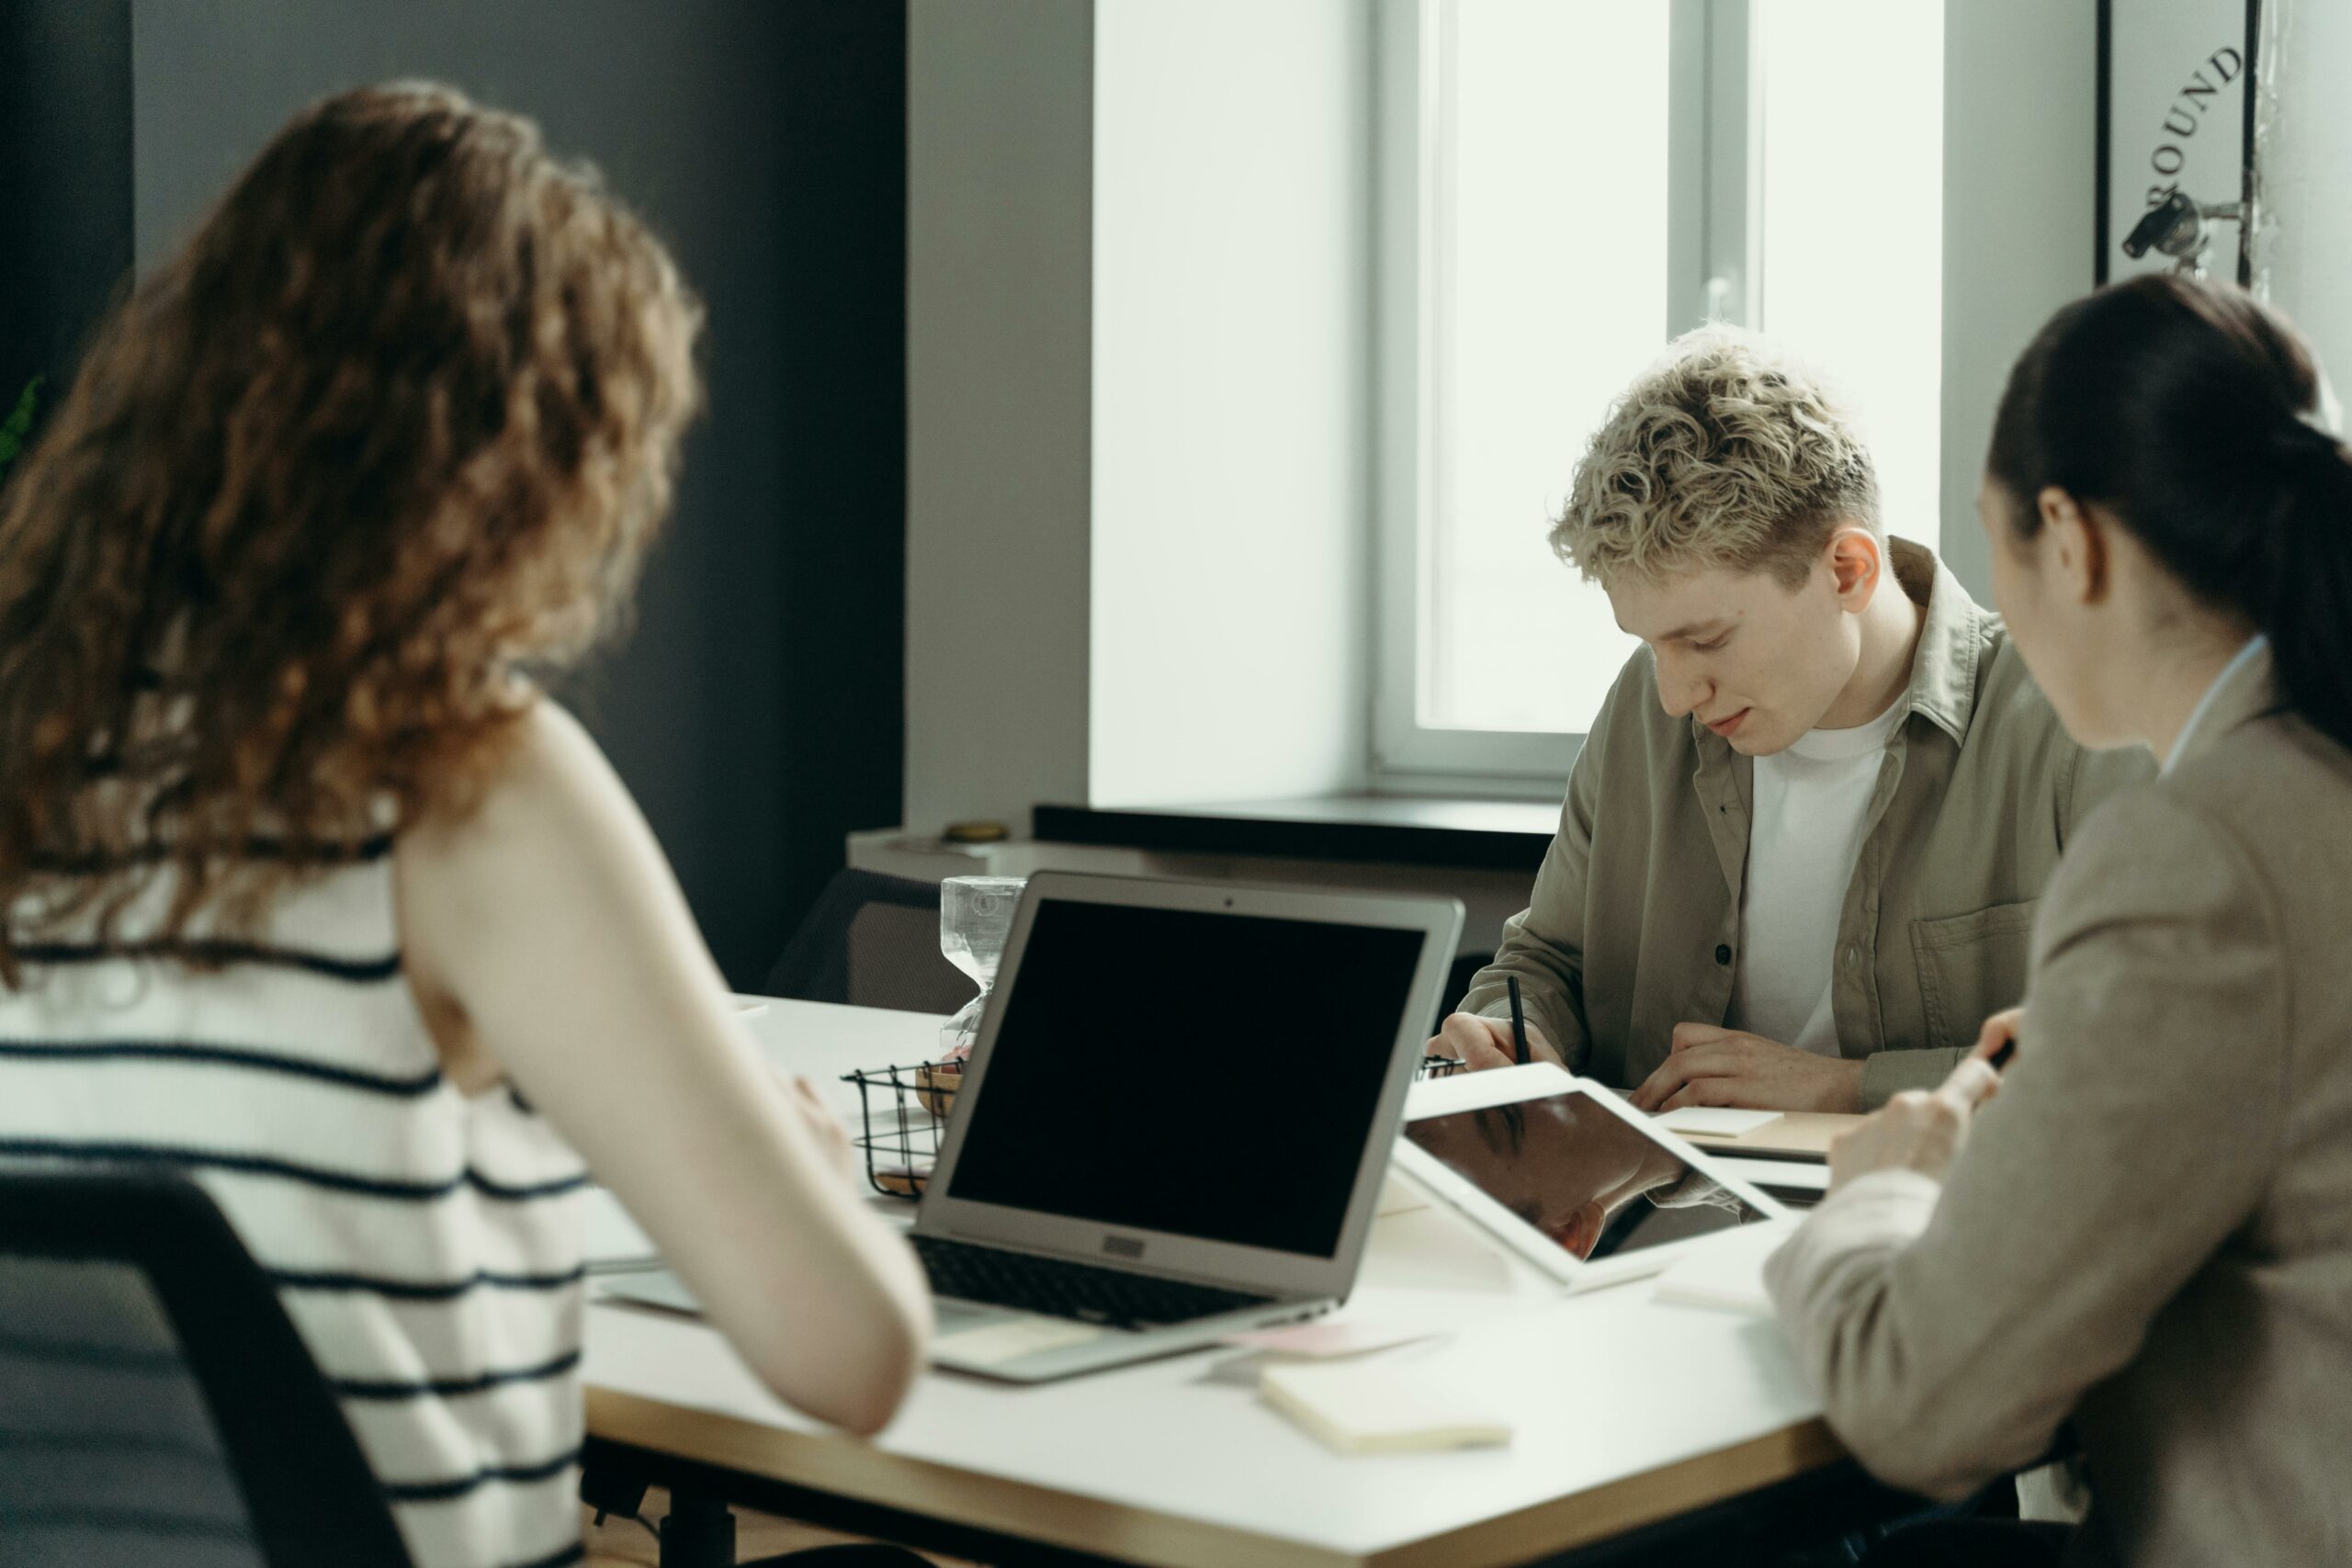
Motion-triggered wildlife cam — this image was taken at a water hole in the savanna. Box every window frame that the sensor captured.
[1369,0,1758,795]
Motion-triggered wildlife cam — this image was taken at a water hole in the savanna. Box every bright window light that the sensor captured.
[1394,0,1945,761]
[1756,0,1945,559]
[1422,1,1668,736]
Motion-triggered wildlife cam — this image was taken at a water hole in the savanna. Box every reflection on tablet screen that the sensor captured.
[1404,1089,1772,1260]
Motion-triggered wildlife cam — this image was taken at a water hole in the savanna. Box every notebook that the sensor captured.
[1260,1359,1511,1454]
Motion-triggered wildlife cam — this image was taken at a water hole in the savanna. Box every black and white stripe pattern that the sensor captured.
[0,852,591,1568]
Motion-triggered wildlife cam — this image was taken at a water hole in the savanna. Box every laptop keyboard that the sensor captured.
[912,1235,1272,1330]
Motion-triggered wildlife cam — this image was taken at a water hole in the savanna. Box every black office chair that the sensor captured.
[763,869,974,1016]
[0,1170,413,1568]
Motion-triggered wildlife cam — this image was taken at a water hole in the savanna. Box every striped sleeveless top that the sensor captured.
[0,841,592,1568]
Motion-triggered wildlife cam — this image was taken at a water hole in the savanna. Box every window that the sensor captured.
[1374,0,1945,789]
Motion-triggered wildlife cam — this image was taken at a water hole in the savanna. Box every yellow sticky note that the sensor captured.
[1261,1360,1511,1454]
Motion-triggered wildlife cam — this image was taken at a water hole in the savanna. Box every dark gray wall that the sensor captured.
[0,1,132,428]
[118,0,906,986]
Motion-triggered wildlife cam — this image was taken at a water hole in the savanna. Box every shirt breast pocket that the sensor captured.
[1910,899,2041,1053]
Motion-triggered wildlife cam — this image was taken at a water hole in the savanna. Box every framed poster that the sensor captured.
[2097,0,2262,283]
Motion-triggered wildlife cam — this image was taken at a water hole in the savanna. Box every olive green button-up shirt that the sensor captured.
[1461,540,2152,1111]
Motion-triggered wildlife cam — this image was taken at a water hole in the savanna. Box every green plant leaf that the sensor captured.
[0,375,45,473]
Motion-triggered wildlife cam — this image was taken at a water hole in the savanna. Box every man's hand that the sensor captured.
[1628,1023,1864,1113]
[1826,1053,2002,1191]
[1424,1010,1561,1073]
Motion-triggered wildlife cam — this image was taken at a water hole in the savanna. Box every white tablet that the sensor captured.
[1393,1064,1792,1291]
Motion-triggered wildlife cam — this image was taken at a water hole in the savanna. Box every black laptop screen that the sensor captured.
[942,898,1428,1258]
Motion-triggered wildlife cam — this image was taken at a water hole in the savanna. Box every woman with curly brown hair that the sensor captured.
[0,84,928,1568]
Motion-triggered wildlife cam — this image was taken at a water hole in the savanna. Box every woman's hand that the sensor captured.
[1826,1054,2003,1191]
[783,1075,858,1188]
[1973,1006,2024,1067]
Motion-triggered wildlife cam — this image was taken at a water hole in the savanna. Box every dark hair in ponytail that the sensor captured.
[1987,273,2352,754]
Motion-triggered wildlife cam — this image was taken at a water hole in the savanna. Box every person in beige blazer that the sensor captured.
[1768,275,2352,1565]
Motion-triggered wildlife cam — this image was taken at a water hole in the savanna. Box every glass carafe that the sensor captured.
[938,875,1026,1059]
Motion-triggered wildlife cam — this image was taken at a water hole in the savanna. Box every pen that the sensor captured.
[1507,976,1530,1066]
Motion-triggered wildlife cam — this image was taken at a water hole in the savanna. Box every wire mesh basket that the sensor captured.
[840,1060,963,1200]
[842,1050,1473,1201]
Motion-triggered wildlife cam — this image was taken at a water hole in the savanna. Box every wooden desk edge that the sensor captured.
[1371,1418,1848,1567]
[585,1385,1844,1568]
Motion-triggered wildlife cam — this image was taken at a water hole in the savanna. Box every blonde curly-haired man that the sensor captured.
[1430,330,2151,1112]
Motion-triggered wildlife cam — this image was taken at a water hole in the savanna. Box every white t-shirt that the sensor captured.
[1730,698,1907,1055]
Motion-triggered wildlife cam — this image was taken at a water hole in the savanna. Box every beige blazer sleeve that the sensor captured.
[1763,786,2288,1499]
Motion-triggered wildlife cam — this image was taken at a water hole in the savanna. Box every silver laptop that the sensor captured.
[605,872,1461,1382]
[904,872,1461,1381]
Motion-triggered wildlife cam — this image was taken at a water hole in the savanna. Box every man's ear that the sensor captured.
[2036,487,2110,606]
[1824,524,1885,610]
[1548,1200,1607,1261]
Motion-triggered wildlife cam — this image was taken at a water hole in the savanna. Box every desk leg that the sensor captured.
[584,1434,1116,1565]
[582,1456,741,1568]
[660,1488,738,1568]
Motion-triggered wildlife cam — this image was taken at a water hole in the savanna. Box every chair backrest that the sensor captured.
[765,869,975,1016]
[0,1171,413,1568]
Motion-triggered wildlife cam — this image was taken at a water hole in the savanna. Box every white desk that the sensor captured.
[582,999,1854,1566]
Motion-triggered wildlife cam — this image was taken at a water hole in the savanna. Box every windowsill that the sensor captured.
[1030,795,1558,873]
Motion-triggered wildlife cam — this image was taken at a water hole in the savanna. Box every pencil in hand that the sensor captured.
[1507,976,1530,1066]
